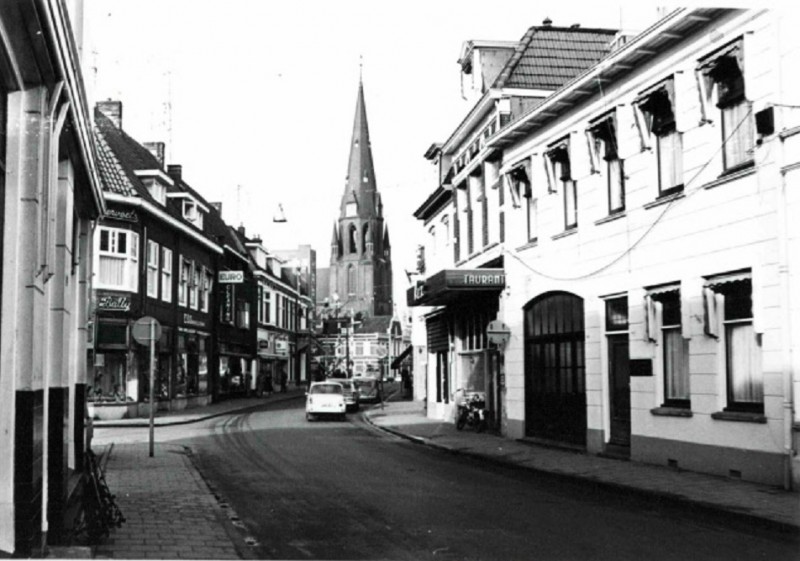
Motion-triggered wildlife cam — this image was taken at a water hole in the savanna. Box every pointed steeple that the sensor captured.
[341,79,379,218]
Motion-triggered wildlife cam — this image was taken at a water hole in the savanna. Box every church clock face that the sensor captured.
[346,202,357,216]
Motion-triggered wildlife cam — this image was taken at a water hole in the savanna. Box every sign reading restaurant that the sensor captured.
[219,270,244,283]
[407,268,505,307]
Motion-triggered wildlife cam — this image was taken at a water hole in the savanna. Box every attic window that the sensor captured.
[144,178,167,206]
[183,200,204,229]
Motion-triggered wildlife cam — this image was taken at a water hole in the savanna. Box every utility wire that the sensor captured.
[504,105,755,282]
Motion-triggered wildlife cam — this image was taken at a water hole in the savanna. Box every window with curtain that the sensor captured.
[189,262,199,310]
[698,39,754,173]
[653,289,690,407]
[146,240,159,298]
[547,143,576,230]
[96,227,139,292]
[720,279,761,412]
[637,80,683,197]
[590,116,625,214]
[161,247,172,302]
[178,257,190,306]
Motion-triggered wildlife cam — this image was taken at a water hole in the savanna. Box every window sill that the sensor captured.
[651,406,693,418]
[711,410,767,424]
[515,239,538,252]
[552,228,577,241]
[644,191,685,210]
[703,165,756,191]
[595,211,627,226]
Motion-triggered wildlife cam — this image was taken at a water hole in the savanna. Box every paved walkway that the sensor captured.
[93,442,241,560]
[363,400,800,533]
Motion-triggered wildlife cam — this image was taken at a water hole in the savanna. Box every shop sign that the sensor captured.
[258,339,271,350]
[219,270,244,283]
[222,285,234,324]
[448,270,505,288]
[407,268,505,307]
[183,313,206,327]
[106,206,139,223]
[275,340,288,355]
[97,294,131,312]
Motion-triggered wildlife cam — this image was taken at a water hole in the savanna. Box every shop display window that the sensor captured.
[89,353,129,402]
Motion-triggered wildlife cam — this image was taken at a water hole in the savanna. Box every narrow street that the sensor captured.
[94,398,798,561]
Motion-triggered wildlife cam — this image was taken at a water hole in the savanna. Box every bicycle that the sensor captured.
[71,449,125,544]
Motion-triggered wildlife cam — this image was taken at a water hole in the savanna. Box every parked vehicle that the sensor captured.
[455,390,487,432]
[335,379,360,412]
[353,377,381,404]
[306,382,346,421]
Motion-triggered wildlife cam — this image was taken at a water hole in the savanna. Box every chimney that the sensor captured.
[97,100,122,128]
[210,202,223,214]
[167,164,182,182]
[237,224,246,237]
[144,142,165,166]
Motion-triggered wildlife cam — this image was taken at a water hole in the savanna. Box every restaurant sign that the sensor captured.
[407,268,505,307]
[219,270,244,283]
[105,206,139,223]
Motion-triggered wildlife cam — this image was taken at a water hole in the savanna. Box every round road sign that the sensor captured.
[132,316,162,346]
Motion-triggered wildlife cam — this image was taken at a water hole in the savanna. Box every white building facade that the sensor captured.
[413,8,800,489]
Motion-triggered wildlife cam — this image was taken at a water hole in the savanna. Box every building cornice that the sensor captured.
[103,193,223,254]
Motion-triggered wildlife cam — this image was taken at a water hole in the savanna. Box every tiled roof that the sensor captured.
[94,129,137,196]
[354,315,394,334]
[498,26,619,90]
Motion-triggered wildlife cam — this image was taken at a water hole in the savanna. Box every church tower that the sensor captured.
[328,79,393,317]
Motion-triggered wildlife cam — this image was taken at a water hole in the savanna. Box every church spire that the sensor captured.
[341,78,378,218]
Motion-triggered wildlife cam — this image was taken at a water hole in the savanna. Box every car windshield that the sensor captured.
[309,384,342,395]
[338,382,354,392]
[354,379,376,390]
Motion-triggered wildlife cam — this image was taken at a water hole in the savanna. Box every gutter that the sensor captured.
[103,193,223,254]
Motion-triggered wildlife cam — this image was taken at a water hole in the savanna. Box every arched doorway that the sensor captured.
[523,291,586,445]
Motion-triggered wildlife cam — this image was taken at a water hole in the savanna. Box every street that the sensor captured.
[93,396,798,561]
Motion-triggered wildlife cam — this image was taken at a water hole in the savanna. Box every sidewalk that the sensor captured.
[93,387,305,428]
[363,400,800,534]
[92,442,243,560]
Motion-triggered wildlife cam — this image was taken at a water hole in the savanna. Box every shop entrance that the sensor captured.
[608,334,631,448]
[524,292,586,445]
[459,350,501,430]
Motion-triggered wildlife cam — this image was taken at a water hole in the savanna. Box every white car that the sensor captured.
[306,382,346,421]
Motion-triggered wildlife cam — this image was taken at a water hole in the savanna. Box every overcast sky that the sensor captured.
[86,0,678,312]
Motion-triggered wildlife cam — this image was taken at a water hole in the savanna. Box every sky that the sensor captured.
[85,0,678,313]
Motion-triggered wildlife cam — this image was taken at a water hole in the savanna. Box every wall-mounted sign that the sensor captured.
[486,320,511,347]
[258,339,271,350]
[219,271,244,283]
[275,340,289,355]
[407,268,506,307]
[97,294,131,312]
[183,313,206,327]
[105,207,139,223]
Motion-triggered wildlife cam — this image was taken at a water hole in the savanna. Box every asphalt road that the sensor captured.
[96,398,799,561]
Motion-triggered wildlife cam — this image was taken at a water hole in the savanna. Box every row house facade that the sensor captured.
[0,0,105,555]
[91,103,222,415]
[246,239,312,390]
[411,8,800,489]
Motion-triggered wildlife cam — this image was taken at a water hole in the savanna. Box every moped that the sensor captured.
[455,391,487,432]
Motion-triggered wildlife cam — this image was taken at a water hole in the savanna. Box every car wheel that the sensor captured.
[306,412,314,422]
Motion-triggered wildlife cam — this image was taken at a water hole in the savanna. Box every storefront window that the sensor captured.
[89,352,128,402]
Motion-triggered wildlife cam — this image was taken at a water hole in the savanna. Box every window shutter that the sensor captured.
[585,130,599,174]
[504,174,521,208]
[681,289,692,340]
[703,287,719,338]
[616,105,640,160]
[453,214,460,262]
[542,153,556,194]
[632,103,653,151]
[569,131,590,180]
[751,263,763,334]
[481,195,488,247]
[644,294,658,342]
[694,68,714,125]
[674,69,700,133]
[499,211,505,243]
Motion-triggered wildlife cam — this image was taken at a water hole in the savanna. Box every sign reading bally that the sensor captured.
[219,270,244,283]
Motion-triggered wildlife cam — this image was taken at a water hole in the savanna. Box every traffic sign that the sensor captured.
[132,316,162,346]
[487,320,511,347]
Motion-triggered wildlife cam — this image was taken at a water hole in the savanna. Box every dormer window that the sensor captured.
[142,178,167,205]
[183,200,204,229]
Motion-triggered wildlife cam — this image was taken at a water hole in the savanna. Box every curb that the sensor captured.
[95,392,305,428]
[362,411,800,537]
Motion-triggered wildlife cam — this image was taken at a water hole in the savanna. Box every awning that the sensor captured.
[407,268,505,307]
[391,345,413,369]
